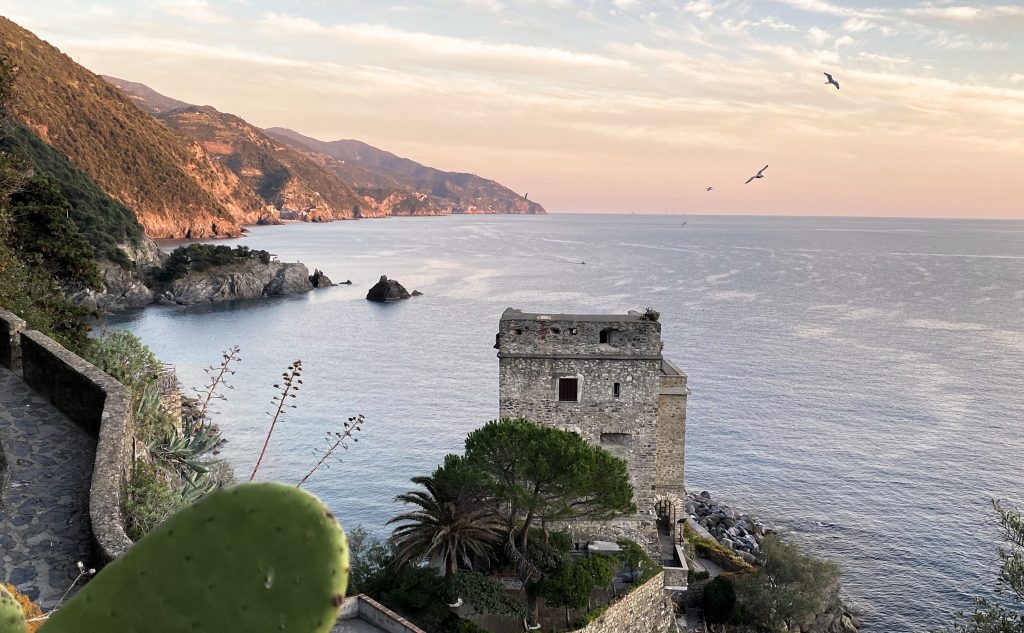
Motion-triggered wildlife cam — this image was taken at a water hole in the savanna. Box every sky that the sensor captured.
[2,1,1023,218]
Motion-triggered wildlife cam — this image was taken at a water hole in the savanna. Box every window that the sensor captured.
[601,432,632,446]
[613,382,621,398]
[558,378,579,402]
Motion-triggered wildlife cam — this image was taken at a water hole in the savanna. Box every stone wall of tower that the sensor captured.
[497,312,664,510]
[657,363,688,496]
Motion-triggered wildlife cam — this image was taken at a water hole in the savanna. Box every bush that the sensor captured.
[733,535,839,631]
[157,243,272,282]
[704,575,737,624]
[123,460,185,540]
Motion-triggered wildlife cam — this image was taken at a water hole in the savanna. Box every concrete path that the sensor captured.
[0,366,95,608]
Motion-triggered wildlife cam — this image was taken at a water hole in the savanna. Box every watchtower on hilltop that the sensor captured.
[495,308,688,513]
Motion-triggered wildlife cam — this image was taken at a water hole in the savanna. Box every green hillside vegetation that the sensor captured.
[0,17,264,238]
[1,121,142,266]
[0,58,93,351]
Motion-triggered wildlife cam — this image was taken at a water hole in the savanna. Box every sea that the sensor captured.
[103,214,1024,632]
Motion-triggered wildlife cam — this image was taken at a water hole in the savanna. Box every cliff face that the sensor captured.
[161,260,313,305]
[158,106,380,220]
[265,129,546,215]
[0,18,266,239]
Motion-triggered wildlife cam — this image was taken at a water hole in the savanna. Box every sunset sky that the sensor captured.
[2,0,1023,217]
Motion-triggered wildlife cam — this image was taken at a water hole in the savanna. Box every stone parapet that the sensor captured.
[0,307,26,371]
[19,329,135,563]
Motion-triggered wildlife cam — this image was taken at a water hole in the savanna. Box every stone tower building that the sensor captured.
[496,308,688,514]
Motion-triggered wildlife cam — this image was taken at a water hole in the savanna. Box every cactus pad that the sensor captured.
[0,585,27,633]
[40,482,348,633]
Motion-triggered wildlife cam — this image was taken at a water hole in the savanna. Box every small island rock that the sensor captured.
[309,269,333,288]
[411,290,423,296]
[366,275,411,302]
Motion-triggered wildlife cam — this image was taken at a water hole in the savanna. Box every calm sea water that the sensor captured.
[105,214,1024,632]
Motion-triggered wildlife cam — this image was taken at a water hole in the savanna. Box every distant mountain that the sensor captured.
[266,128,546,215]
[0,17,266,239]
[100,76,191,114]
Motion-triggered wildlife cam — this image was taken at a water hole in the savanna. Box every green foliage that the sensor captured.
[158,243,271,282]
[618,538,658,583]
[640,307,660,322]
[461,417,636,551]
[0,121,141,266]
[449,572,526,617]
[733,535,839,632]
[574,604,609,628]
[347,526,390,596]
[0,584,27,633]
[122,460,186,541]
[938,502,1024,633]
[704,575,737,624]
[0,57,92,352]
[8,175,102,289]
[387,467,503,577]
[86,330,160,386]
[40,483,349,633]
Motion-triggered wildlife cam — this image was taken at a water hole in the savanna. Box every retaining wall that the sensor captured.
[2,321,135,564]
[575,571,676,633]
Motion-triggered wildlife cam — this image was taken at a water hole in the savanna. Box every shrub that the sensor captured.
[157,243,272,282]
[704,575,737,624]
[123,460,185,540]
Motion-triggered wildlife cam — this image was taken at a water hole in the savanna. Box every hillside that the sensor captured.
[157,106,447,220]
[100,75,190,114]
[265,128,546,215]
[0,17,267,238]
[99,75,545,216]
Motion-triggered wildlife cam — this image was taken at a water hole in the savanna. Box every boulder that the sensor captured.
[266,263,314,295]
[309,269,333,288]
[411,290,424,297]
[340,280,353,285]
[366,275,411,302]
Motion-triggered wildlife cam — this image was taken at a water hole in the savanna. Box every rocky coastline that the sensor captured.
[686,490,860,633]
[72,237,336,311]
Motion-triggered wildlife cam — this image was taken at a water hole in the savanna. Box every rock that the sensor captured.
[309,268,333,288]
[411,290,423,296]
[165,260,313,305]
[71,260,155,311]
[266,263,314,295]
[741,551,757,564]
[366,275,412,302]
[340,280,353,285]
[700,491,711,499]
[719,537,734,550]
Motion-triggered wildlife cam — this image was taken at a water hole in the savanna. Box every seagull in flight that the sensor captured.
[705,186,713,192]
[824,72,840,90]
[745,165,768,184]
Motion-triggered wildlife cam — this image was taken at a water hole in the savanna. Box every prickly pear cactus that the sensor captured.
[0,585,27,633]
[40,482,348,633]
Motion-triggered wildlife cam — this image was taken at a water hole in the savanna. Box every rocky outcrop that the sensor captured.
[72,262,155,311]
[161,260,313,305]
[309,269,333,288]
[366,276,411,302]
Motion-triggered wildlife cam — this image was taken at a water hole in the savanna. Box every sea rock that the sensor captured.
[165,260,313,305]
[309,268,333,288]
[366,275,411,302]
[340,280,353,285]
[411,290,423,296]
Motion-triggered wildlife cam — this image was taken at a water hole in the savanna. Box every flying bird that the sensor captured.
[824,72,840,90]
[745,165,768,184]
[705,186,713,192]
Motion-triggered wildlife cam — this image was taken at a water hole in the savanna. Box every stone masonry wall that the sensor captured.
[0,307,26,371]
[574,571,676,633]
[656,362,687,496]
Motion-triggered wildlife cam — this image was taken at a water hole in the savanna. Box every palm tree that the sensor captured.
[387,474,503,578]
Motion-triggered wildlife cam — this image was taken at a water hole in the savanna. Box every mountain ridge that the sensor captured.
[0,17,267,239]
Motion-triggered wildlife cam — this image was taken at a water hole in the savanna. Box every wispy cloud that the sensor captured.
[903,4,1024,21]
[154,0,230,24]
[259,12,631,69]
